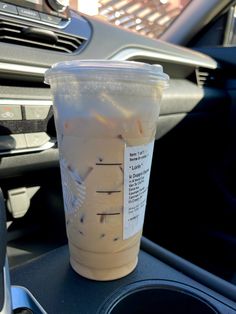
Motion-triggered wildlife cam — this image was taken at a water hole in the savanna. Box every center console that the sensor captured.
[10,239,236,313]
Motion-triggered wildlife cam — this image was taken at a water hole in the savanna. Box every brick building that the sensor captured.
[69,0,191,38]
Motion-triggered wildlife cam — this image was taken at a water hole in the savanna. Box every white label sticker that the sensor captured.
[123,141,154,239]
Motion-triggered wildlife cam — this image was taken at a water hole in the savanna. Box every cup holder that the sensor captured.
[99,281,219,314]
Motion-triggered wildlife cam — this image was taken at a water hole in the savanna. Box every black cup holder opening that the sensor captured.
[101,285,219,314]
[13,308,34,314]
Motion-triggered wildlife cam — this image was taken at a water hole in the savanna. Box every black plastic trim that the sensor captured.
[0,270,3,312]
[0,148,59,178]
[141,237,236,303]
[0,189,6,311]
[160,80,227,115]
[0,189,6,270]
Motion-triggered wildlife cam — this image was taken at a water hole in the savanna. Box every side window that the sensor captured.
[224,5,236,45]
[188,4,236,48]
[97,0,192,39]
[69,0,192,40]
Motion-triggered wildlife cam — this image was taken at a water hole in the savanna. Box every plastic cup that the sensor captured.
[45,60,169,280]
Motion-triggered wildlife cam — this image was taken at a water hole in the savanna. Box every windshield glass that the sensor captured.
[70,0,192,39]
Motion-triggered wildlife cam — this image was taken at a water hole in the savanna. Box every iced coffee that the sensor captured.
[45,60,169,280]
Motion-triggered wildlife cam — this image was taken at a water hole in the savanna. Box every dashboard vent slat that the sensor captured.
[195,68,216,87]
[0,19,86,53]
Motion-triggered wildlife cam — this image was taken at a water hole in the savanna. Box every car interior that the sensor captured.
[1,0,236,313]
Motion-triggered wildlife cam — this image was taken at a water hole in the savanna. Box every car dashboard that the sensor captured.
[0,7,219,158]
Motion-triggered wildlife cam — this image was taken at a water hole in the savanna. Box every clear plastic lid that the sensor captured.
[44,60,169,88]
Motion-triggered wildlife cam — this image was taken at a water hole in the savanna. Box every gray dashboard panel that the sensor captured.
[0,8,224,173]
[0,11,217,70]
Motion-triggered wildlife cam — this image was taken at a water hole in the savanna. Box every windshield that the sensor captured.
[70,0,192,39]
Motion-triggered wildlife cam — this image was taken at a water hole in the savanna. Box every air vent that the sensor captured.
[0,20,86,53]
[195,68,216,87]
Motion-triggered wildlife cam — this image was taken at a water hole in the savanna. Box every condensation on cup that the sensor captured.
[45,60,169,281]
